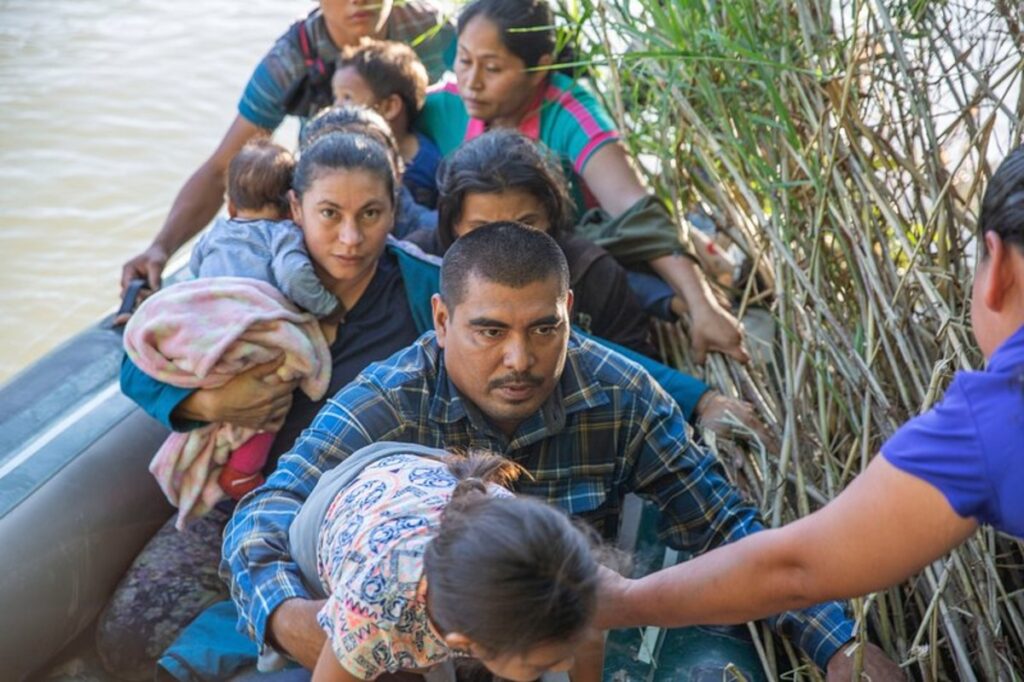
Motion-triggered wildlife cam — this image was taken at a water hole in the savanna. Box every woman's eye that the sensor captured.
[485,64,501,73]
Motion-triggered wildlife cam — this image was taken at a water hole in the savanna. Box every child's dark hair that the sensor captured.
[425,451,599,655]
[300,105,403,179]
[227,138,295,217]
[457,0,576,76]
[336,40,429,120]
[980,145,1024,254]
[293,131,398,208]
[436,130,574,251]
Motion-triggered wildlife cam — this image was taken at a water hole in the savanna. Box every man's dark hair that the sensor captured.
[336,40,429,120]
[980,145,1024,254]
[439,222,569,308]
[226,138,295,216]
[436,130,574,251]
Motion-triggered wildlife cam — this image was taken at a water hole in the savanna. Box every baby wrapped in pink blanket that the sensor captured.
[124,277,331,529]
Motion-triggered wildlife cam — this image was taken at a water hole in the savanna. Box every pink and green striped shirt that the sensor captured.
[416,72,620,209]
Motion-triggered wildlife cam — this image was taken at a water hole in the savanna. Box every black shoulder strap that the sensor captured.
[281,12,336,118]
[294,16,326,76]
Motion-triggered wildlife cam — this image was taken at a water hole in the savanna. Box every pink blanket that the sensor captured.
[124,277,332,529]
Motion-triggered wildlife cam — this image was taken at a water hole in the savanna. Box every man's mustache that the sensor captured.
[488,372,544,390]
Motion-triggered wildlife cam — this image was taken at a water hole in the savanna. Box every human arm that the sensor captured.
[578,144,747,363]
[173,354,298,432]
[581,332,709,421]
[271,226,342,318]
[312,638,366,682]
[618,385,855,669]
[273,598,329,671]
[570,247,658,358]
[120,352,298,432]
[568,627,605,682]
[602,456,976,626]
[120,115,267,293]
[693,390,779,454]
[120,354,201,431]
[221,377,407,654]
[623,270,678,321]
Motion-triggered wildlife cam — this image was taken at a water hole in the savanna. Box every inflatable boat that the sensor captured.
[0,270,764,682]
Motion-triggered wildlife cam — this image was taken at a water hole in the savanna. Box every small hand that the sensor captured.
[688,299,749,364]
[826,641,906,682]
[121,243,169,295]
[188,355,299,431]
[695,391,778,454]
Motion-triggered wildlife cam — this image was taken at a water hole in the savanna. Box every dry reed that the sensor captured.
[561,0,1024,678]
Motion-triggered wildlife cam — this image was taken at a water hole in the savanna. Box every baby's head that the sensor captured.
[332,39,429,136]
[425,452,600,682]
[226,138,295,221]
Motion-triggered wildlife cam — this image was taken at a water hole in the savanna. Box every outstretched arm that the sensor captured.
[120,115,267,292]
[601,455,978,630]
[580,143,747,363]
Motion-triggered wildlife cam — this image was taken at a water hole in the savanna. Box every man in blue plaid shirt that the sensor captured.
[223,222,894,678]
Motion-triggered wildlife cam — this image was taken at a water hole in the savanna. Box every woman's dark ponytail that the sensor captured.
[425,450,598,656]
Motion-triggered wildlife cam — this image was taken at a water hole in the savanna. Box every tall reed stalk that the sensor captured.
[563,0,1024,677]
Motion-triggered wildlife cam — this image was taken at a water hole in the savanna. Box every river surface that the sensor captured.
[0,0,305,383]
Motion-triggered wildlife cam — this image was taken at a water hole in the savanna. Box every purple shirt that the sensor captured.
[882,324,1024,537]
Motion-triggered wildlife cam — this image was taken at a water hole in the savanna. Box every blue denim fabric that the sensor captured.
[625,270,676,321]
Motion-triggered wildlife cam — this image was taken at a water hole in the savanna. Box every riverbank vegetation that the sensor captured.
[564,0,1023,677]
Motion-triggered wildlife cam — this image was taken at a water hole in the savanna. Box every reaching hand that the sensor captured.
[694,391,778,454]
[121,243,169,295]
[687,299,749,364]
[826,641,906,681]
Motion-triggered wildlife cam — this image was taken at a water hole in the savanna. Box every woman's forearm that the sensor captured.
[600,457,981,630]
[603,527,809,630]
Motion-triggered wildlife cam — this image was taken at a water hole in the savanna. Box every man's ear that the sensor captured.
[287,190,302,226]
[226,198,238,219]
[377,94,404,124]
[982,232,1013,312]
[432,293,449,347]
[565,288,575,317]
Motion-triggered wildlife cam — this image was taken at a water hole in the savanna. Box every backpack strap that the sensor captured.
[295,18,327,77]
[282,12,336,118]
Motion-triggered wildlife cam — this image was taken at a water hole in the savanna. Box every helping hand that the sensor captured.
[695,391,778,454]
[688,299,750,365]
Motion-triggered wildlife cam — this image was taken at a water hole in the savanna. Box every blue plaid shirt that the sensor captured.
[223,332,854,669]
